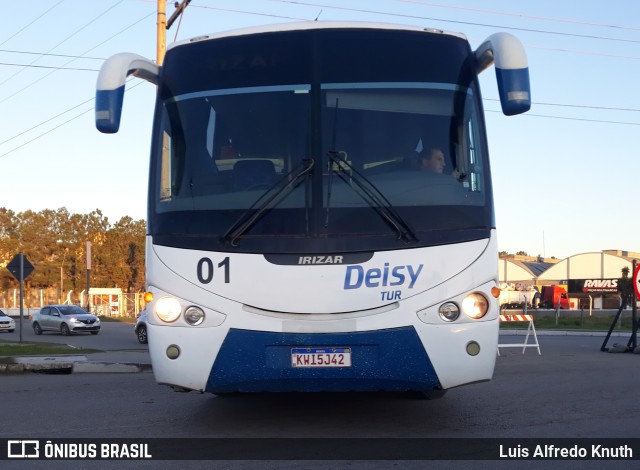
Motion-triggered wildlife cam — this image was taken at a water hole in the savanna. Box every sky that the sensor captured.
[1,0,639,261]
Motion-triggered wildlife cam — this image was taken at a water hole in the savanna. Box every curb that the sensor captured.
[73,362,152,373]
[0,359,152,374]
[0,362,71,374]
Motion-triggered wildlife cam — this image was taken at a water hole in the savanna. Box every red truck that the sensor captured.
[540,285,570,309]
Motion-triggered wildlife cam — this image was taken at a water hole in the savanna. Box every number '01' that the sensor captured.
[197,257,230,284]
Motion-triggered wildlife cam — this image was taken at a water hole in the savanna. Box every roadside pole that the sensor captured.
[6,253,34,343]
[86,240,92,313]
[631,260,639,349]
[19,255,23,342]
[603,260,640,352]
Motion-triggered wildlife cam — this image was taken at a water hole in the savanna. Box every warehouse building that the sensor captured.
[499,250,640,309]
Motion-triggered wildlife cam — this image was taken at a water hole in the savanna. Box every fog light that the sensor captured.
[184,306,205,326]
[466,341,481,356]
[438,302,460,322]
[166,345,181,360]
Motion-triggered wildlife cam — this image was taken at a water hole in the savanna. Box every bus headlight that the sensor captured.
[438,302,460,322]
[155,297,182,323]
[184,306,205,326]
[462,293,489,319]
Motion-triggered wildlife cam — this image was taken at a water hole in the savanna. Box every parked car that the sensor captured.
[32,305,100,336]
[0,309,15,333]
[135,310,148,344]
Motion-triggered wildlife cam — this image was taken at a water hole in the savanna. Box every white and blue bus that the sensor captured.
[96,22,530,396]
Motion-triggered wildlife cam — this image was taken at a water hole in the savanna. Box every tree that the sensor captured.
[0,208,19,291]
[0,207,146,302]
[93,217,145,291]
[13,209,61,289]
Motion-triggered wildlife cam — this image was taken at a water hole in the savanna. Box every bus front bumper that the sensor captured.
[204,326,442,393]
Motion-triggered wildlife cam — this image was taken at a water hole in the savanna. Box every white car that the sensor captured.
[134,310,148,344]
[32,305,100,336]
[0,309,15,333]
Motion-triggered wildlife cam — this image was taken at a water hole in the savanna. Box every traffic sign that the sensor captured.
[633,264,640,300]
[6,253,34,281]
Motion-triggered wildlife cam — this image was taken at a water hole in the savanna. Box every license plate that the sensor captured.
[291,348,352,368]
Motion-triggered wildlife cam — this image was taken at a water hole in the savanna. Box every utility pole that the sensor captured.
[86,240,92,313]
[157,0,166,65]
[157,0,192,66]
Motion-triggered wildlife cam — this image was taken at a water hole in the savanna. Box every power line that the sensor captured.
[4,0,638,161]
[0,80,144,161]
[0,107,94,161]
[485,109,640,126]
[0,62,99,72]
[0,96,95,147]
[16,4,632,64]
[191,4,309,21]
[0,3,155,149]
[484,98,640,113]
[189,4,640,116]
[0,9,154,105]
[194,2,640,61]
[0,0,124,88]
[524,43,640,62]
[270,0,640,44]
[397,0,640,32]
[0,0,67,48]
[0,49,106,61]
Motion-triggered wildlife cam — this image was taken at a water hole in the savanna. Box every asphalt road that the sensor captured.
[1,324,638,469]
[1,317,145,351]
[0,322,640,469]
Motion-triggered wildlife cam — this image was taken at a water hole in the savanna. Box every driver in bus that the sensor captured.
[420,147,446,173]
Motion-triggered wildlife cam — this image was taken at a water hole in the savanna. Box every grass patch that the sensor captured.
[0,340,102,360]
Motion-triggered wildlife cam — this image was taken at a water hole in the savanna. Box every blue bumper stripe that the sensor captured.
[206,326,441,393]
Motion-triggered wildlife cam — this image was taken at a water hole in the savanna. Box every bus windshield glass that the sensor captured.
[149,28,492,252]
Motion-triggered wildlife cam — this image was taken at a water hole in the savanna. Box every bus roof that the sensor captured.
[167,21,468,52]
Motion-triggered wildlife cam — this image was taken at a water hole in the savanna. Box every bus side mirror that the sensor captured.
[95,53,160,134]
[96,86,125,134]
[475,33,531,116]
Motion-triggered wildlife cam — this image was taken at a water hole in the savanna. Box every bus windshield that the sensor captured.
[149,28,492,253]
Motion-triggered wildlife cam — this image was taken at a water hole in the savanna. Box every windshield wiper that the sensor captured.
[222,158,314,246]
[326,150,418,243]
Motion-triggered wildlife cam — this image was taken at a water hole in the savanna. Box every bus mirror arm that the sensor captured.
[95,53,160,133]
[475,33,531,116]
